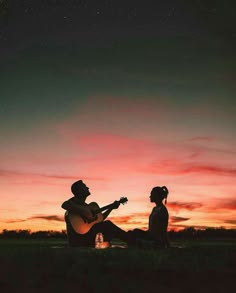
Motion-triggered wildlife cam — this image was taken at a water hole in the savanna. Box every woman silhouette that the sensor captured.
[128,186,170,248]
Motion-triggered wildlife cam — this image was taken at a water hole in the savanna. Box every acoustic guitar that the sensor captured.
[65,197,128,234]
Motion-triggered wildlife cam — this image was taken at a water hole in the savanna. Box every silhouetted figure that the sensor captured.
[61,180,129,247]
[128,186,170,248]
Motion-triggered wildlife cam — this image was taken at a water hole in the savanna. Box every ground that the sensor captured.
[0,238,235,292]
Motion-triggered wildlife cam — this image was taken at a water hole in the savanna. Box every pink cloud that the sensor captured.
[55,94,235,182]
[205,198,236,212]
[140,160,236,177]
[56,95,175,143]
[109,212,150,227]
[55,122,235,180]
[168,201,203,211]
[58,133,160,177]
[0,169,107,182]
[178,165,236,176]
[79,133,156,156]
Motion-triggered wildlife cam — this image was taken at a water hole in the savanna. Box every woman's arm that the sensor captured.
[149,208,169,246]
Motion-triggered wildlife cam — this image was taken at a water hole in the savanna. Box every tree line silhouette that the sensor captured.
[0,229,67,239]
[168,227,236,240]
[0,227,235,239]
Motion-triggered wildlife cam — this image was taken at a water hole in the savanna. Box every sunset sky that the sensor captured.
[0,0,235,232]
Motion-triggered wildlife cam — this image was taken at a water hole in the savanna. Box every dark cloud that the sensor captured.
[221,200,236,210]
[5,219,27,223]
[224,220,236,225]
[0,169,21,177]
[5,215,64,223]
[170,216,190,223]
[169,224,208,230]
[189,145,236,156]
[29,215,64,222]
[189,136,216,142]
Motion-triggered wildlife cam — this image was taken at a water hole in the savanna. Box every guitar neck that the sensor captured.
[95,202,115,214]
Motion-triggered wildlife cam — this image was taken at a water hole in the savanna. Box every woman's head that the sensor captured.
[150,186,169,204]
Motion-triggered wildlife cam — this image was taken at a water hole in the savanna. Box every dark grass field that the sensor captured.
[0,238,235,293]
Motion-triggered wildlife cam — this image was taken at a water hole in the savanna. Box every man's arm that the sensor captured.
[61,199,93,220]
[102,200,120,220]
[102,208,112,220]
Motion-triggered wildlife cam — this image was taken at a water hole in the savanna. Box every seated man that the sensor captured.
[61,180,129,247]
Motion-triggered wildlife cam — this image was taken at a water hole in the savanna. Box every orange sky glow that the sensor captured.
[1,96,235,233]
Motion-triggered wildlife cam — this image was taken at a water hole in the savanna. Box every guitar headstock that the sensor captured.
[119,197,128,205]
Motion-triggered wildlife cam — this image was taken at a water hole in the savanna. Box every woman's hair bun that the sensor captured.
[161,186,169,198]
[161,186,169,204]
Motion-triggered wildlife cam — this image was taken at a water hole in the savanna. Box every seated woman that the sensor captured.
[128,186,170,248]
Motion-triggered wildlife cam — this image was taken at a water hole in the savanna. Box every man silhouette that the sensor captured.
[61,180,129,247]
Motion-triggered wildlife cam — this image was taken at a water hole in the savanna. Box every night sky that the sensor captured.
[0,0,235,232]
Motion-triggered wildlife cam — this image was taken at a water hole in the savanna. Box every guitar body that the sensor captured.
[67,202,104,234]
[65,197,128,235]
